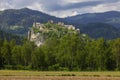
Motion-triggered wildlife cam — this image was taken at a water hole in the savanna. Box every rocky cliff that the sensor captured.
[28,21,80,46]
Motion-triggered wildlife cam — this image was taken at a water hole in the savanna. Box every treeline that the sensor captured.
[0,30,22,43]
[0,34,120,71]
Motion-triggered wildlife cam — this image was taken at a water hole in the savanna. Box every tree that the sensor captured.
[112,38,120,70]
[21,41,34,66]
[1,40,11,65]
[42,38,59,70]
[106,40,116,70]
[95,38,108,70]
[85,40,98,70]
[31,47,46,70]
[0,39,4,68]
[11,45,22,65]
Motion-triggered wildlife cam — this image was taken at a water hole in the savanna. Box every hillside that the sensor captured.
[79,23,120,39]
[65,11,120,28]
[0,30,22,43]
[0,22,120,71]
[65,11,120,39]
[28,21,80,46]
[0,8,120,39]
[0,8,62,35]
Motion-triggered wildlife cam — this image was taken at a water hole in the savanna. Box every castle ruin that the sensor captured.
[28,21,80,46]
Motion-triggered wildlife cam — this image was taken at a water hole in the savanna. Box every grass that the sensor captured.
[0,70,120,77]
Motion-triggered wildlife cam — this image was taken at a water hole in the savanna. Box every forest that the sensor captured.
[0,32,120,71]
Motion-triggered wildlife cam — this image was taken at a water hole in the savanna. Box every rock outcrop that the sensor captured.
[28,21,80,46]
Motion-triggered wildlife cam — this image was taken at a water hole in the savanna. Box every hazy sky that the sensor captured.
[0,0,120,18]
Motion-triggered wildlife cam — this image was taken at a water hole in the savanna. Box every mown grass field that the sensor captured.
[0,70,120,77]
[0,70,120,80]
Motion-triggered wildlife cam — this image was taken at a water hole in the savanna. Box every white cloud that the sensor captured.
[50,10,79,18]
[91,1,120,13]
[0,0,120,18]
[64,0,96,3]
[0,0,13,10]
[27,3,44,12]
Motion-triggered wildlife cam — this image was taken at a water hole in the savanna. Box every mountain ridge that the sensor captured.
[0,8,63,35]
[65,11,120,28]
[0,8,120,39]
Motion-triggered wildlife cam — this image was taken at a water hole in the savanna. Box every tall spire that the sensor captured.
[34,15,36,27]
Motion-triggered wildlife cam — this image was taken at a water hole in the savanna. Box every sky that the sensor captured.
[0,0,120,18]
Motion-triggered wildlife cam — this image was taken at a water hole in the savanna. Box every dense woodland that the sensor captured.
[0,32,120,71]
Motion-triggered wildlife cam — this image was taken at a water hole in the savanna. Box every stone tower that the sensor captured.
[28,30,31,40]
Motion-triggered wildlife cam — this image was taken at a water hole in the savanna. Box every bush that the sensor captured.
[4,65,13,69]
[59,67,69,71]
[48,64,60,71]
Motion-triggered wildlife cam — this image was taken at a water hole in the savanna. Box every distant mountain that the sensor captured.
[79,23,120,39]
[0,8,120,39]
[65,11,120,28]
[65,11,120,39]
[0,8,62,35]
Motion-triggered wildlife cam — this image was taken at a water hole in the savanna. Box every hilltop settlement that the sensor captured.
[28,21,80,46]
